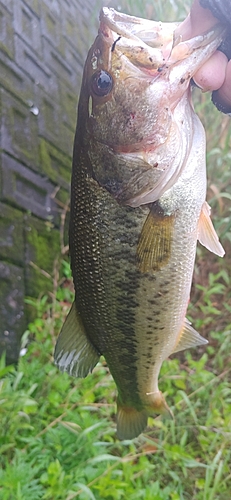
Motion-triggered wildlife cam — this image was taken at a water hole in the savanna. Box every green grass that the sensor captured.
[1,0,231,498]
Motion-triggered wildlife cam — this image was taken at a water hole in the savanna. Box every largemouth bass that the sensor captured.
[55,9,225,440]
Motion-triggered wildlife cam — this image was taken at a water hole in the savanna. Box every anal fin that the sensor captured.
[198,201,225,257]
[172,318,208,354]
[54,302,100,378]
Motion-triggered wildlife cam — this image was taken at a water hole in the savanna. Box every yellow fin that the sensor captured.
[54,302,100,378]
[117,392,173,440]
[172,318,208,354]
[117,401,148,440]
[137,202,174,273]
[198,201,225,257]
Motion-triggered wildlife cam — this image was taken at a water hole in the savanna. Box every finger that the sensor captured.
[193,50,228,91]
[212,59,231,112]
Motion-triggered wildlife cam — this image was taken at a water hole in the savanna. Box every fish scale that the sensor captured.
[55,8,225,440]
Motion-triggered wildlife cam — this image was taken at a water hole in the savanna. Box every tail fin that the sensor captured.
[117,401,148,440]
[117,391,173,440]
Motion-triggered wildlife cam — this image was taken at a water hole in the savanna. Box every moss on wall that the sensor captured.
[39,138,72,186]
[0,202,24,265]
[24,215,61,297]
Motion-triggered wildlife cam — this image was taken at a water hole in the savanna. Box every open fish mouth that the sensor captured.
[100,8,177,50]
[99,7,176,71]
[99,7,225,74]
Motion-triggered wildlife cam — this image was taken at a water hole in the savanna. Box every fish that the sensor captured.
[54,8,225,440]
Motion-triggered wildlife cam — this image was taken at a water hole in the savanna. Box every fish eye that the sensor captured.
[91,70,113,97]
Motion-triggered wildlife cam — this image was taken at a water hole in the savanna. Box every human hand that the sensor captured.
[174,0,231,113]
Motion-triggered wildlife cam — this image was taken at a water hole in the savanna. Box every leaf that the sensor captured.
[74,483,96,500]
[60,421,81,435]
[90,454,121,464]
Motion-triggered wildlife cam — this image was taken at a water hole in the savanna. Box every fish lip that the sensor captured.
[99,8,226,73]
[99,7,151,42]
[99,7,176,47]
[99,8,168,70]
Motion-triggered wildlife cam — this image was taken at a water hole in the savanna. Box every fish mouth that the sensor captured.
[99,8,177,51]
[99,7,176,71]
[99,8,226,75]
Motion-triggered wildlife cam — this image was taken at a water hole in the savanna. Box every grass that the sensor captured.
[1,0,231,498]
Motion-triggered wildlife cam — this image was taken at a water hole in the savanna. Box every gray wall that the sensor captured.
[0,0,103,362]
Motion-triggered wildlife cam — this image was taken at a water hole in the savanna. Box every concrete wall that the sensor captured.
[0,0,104,362]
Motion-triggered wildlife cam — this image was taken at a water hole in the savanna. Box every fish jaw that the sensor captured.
[99,8,173,69]
[100,7,177,52]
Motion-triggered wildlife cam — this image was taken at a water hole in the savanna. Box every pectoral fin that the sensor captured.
[198,201,225,257]
[54,302,100,378]
[137,202,174,273]
[172,318,208,354]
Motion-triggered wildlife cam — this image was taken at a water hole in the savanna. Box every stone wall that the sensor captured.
[0,0,104,363]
